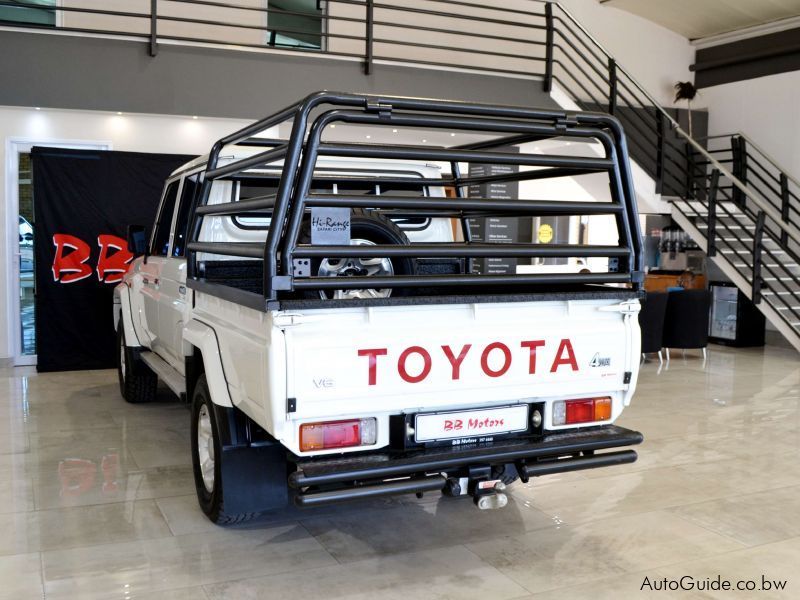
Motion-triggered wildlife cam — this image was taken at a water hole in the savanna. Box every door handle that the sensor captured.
[143,277,149,285]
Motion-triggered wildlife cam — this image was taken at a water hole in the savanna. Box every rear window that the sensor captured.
[231,175,430,231]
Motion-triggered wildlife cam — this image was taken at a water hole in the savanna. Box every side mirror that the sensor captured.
[127,225,148,256]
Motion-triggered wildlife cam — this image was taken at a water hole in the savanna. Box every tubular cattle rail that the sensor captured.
[185,91,643,310]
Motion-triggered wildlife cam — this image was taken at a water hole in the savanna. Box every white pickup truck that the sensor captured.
[115,92,644,524]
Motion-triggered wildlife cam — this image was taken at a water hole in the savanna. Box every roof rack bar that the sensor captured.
[292,243,629,259]
[304,195,624,214]
[222,173,457,186]
[195,196,277,216]
[293,272,632,290]
[205,144,290,181]
[316,143,615,170]
[188,242,265,259]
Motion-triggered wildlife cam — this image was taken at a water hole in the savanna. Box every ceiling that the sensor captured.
[599,0,800,39]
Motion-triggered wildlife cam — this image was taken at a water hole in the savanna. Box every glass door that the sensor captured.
[9,139,111,366]
[17,152,36,359]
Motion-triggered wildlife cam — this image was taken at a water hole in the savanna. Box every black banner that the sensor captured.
[32,148,194,372]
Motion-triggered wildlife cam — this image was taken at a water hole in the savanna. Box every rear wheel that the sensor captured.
[191,374,259,525]
[117,325,157,404]
[300,209,416,299]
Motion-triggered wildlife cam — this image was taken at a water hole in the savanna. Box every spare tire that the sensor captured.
[299,208,416,299]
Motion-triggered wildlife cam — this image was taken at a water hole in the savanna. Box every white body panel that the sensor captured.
[274,298,640,455]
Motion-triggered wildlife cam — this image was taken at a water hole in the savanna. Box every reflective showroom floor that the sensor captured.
[1,344,799,600]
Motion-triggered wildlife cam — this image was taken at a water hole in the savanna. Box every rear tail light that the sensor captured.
[552,397,612,426]
[299,418,377,452]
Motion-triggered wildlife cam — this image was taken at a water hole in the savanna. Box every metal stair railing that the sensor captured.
[541,2,800,343]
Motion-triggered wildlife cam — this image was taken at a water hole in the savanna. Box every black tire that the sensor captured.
[191,374,259,525]
[299,208,417,299]
[117,324,157,404]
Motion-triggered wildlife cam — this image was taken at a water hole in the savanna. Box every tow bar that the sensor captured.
[442,465,509,510]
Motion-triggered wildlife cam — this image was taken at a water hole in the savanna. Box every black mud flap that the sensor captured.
[219,443,290,514]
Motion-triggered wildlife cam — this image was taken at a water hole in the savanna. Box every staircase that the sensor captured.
[540,2,800,352]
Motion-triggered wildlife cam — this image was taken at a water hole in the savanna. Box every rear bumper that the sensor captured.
[289,424,643,507]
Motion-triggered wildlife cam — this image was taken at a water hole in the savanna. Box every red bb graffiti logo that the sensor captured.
[52,234,133,284]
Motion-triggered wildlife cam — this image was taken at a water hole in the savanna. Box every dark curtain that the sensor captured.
[32,148,195,372]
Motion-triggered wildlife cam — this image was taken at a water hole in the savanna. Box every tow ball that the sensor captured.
[473,480,508,510]
[443,466,509,510]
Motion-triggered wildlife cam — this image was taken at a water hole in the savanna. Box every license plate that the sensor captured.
[414,405,529,443]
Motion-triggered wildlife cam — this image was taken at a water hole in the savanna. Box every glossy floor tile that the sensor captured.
[0,343,798,599]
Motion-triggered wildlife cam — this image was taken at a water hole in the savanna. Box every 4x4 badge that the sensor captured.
[590,353,611,368]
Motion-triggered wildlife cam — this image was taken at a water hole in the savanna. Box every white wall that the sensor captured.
[1,106,253,361]
[553,0,695,107]
[700,70,800,176]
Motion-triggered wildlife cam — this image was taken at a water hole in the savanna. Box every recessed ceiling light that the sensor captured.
[392,129,398,133]
[116,111,123,115]
[330,124,336,128]
[192,115,198,120]
[366,135,371,139]
[34,107,41,111]
[450,133,456,137]
[422,139,427,143]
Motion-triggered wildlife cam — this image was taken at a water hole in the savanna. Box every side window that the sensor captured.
[151,181,180,256]
[172,173,201,257]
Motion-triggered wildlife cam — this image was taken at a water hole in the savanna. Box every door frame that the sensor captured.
[5,137,112,366]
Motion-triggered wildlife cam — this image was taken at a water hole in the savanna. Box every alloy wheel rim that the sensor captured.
[119,341,126,381]
[197,404,215,493]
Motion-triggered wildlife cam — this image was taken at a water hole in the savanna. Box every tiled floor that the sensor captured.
[1,344,799,599]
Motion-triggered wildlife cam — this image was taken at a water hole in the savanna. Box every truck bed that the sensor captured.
[197,259,642,310]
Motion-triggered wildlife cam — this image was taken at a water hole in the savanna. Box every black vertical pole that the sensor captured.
[149,0,158,57]
[608,58,617,115]
[731,136,744,207]
[780,173,790,247]
[365,0,374,75]
[707,169,720,257]
[752,211,765,304]
[543,3,554,92]
[685,141,695,199]
[655,110,665,194]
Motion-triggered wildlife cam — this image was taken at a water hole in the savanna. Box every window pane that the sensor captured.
[267,0,323,49]
[151,182,180,256]
[0,0,56,26]
[172,174,201,257]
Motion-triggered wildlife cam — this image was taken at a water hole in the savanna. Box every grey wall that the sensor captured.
[0,31,557,118]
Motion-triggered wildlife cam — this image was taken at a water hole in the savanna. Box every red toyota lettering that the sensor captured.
[441,344,471,380]
[480,342,512,378]
[520,340,546,374]
[551,338,579,372]
[357,348,387,386]
[397,346,432,383]
[96,234,134,284]
[52,234,92,283]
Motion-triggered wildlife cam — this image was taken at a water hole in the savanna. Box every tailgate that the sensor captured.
[281,298,640,420]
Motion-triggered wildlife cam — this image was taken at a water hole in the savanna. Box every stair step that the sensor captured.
[732,261,799,268]
[720,247,783,254]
